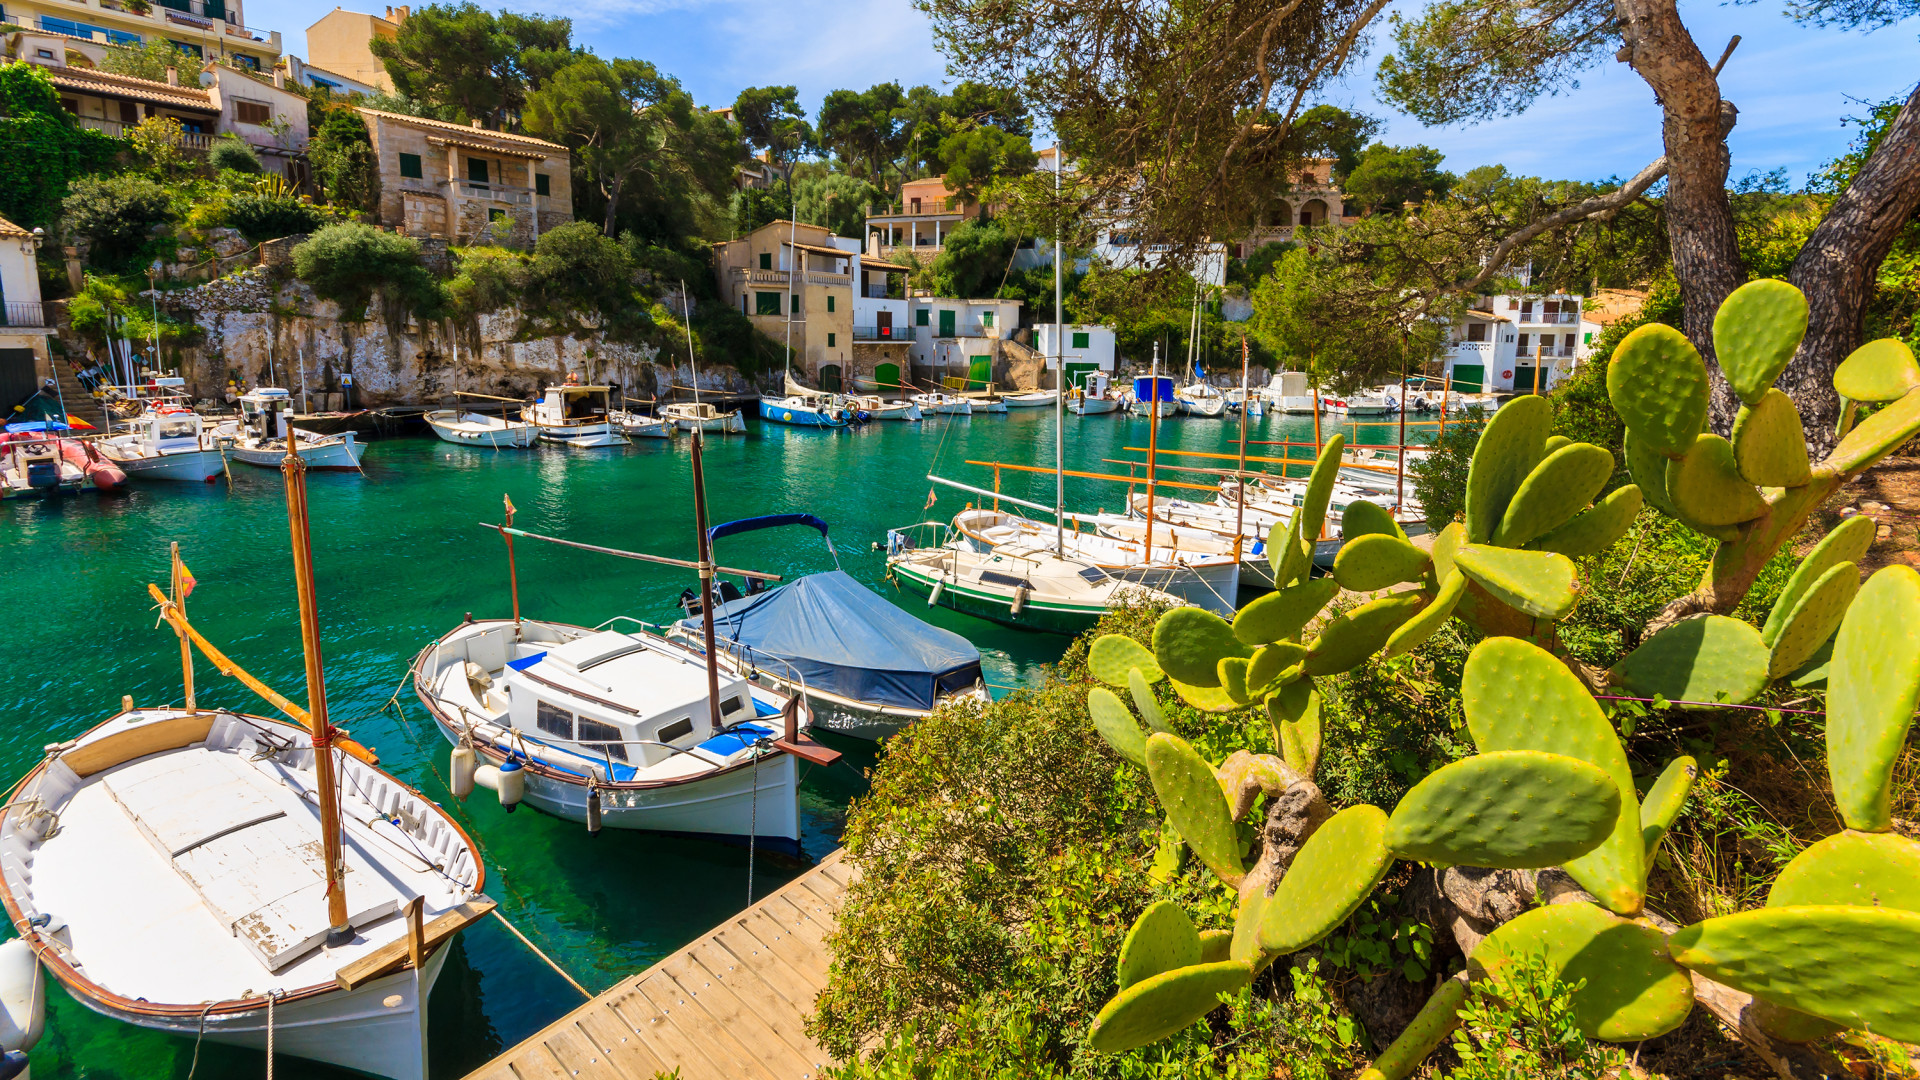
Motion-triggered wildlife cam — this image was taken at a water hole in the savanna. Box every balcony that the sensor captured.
[732,267,850,287]
[853,325,917,342]
[1520,310,1578,325]
[12,1,282,50]
[74,116,214,149]
[0,302,55,330]
[441,180,533,206]
[867,201,968,218]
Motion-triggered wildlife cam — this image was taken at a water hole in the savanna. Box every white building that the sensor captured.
[1032,323,1117,388]
[0,216,54,409]
[1440,293,1594,394]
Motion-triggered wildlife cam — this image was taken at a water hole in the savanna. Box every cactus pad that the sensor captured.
[1492,441,1616,547]
[1168,677,1245,713]
[1608,615,1770,705]
[1609,323,1710,457]
[1333,533,1431,592]
[1089,687,1149,768]
[1298,434,1348,545]
[1146,733,1244,882]
[1269,679,1323,777]
[1713,278,1808,404]
[1731,389,1813,487]
[1129,668,1172,733]
[1752,999,1848,1044]
[1087,960,1254,1052]
[1768,830,1920,910]
[1382,568,1467,659]
[1118,900,1203,989]
[1154,607,1252,688]
[1829,388,1920,475]
[1258,805,1394,953]
[1832,338,1920,403]
[1266,518,1302,588]
[1342,498,1405,541]
[1766,562,1859,679]
[1090,634,1164,686]
[1218,656,1253,705]
[1303,594,1425,676]
[1666,434,1768,527]
[1764,515,1875,644]
[1626,431,1682,519]
[1473,902,1693,1041]
[1787,637,1834,688]
[1452,545,1578,620]
[1247,641,1308,695]
[1198,928,1233,964]
[1827,565,1920,832]
[1667,906,1920,1042]
[1230,885,1268,965]
[1465,394,1552,542]
[1235,577,1340,646]
[1361,975,1469,1080]
[1463,638,1644,914]
[1531,484,1644,559]
[1429,522,1466,584]
[1385,751,1620,868]
[1640,755,1698,863]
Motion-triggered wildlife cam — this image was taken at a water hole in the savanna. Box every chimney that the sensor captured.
[470,118,483,128]
[166,66,179,85]
[273,67,286,88]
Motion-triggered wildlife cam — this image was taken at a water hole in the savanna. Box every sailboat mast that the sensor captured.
[784,194,797,392]
[690,428,723,729]
[280,449,352,946]
[1053,142,1065,559]
[1237,338,1248,561]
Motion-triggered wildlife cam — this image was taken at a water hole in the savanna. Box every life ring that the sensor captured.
[1501,370,1513,379]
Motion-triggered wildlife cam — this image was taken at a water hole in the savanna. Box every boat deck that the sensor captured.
[465,850,855,1080]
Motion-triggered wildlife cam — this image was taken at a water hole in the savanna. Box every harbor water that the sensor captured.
[0,405,1445,1078]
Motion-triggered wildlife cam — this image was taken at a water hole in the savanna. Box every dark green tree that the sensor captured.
[732,85,813,181]
[932,217,1016,297]
[795,168,883,238]
[368,2,571,128]
[1285,104,1381,183]
[817,83,908,187]
[1343,143,1453,214]
[308,108,379,214]
[292,222,444,321]
[937,126,1037,201]
[62,174,173,271]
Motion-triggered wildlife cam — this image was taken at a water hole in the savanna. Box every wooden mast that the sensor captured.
[690,428,723,729]
[170,542,194,710]
[280,449,353,947]
[502,494,521,632]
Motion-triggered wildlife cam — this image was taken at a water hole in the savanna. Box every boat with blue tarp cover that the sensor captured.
[669,513,988,740]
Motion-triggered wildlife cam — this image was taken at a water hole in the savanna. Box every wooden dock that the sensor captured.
[466,850,856,1080]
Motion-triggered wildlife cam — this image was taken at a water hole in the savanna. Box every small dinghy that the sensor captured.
[670,515,987,740]
[1002,389,1059,409]
[910,392,973,416]
[425,409,537,448]
[611,410,673,439]
[660,401,747,433]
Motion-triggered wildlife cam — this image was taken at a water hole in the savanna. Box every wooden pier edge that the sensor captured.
[463,849,858,1080]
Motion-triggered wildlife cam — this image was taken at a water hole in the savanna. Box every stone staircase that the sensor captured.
[51,362,107,430]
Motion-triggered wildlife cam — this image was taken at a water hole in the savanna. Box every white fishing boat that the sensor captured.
[886,520,1183,634]
[847,395,921,421]
[521,384,627,447]
[974,395,1010,414]
[1340,445,1430,494]
[660,401,747,433]
[951,506,1240,616]
[1344,389,1398,415]
[1071,372,1123,416]
[611,409,674,439]
[424,409,537,448]
[224,389,366,470]
[1002,389,1058,409]
[1225,388,1265,417]
[911,392,973,416]
[1130,374,1178,419]
[99,407,227,481]
[668,514,987,740]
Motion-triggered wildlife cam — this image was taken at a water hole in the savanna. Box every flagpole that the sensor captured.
[1053,140,1065,559]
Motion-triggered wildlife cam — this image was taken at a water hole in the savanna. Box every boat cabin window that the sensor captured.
[536,700,573,738]
[1077,566,1111,584]
[562,394,604,420]
[656,717,694,743]
[576,717,630,762]
[721,695,750,719]
[156,419,197,441]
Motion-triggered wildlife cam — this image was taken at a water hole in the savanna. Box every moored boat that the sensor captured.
[885,520,1183,634]
[847,395,920,421]
[910,392,973,416]
[521,384,627,447]
[0,430,85,496]
[425,409,538,448]
[226,389,366,470]
[1002,389,1059,409]
[759,395,851,427]
[100,407,227,482]
[660,401,747,433]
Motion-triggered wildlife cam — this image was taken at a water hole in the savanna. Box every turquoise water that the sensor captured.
[0,406,1442,1078]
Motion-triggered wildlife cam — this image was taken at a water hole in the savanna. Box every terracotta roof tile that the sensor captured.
[0,216,31,238]
[356,107,566,152]
[46,66,219,113]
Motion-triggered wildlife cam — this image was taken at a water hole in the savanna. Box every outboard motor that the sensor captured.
[22,444,58,491]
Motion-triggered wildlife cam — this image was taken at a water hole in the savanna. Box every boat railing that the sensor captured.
[886,520,956,555]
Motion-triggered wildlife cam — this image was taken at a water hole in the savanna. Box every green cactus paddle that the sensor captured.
[1089,634,1163,685]
[1731,389,1813,488]
[1268,678,1322,777]
[1303,594,1426,676]
[1464,394,1552,542]
[1530,484,1644,558]
[1492,441,1615,547]
[1118,900,1203,990]
[1768,830,1920,910]
[1452,545,1578,620]
[1609,323,1709,457]
[1145,733,1244,883]
[1233,578,1340,645]
[1666,434,1768,527]
[1473,901,1694,1041]
[1826,565,1920,832]
[1258,805,1394,953]
[1089,687,1148,767]
[1763,515,1874,645]
[1766,562,1859,679]
[1385,751,1620,868]
[1154,607,1252,688]
[1608,615,1770,705]
[1087,960,1255,1052]
[1639,755,1697,864]
[1332,533,1430,592]
[1712,278,1807,405]
[1832,338,1920,403]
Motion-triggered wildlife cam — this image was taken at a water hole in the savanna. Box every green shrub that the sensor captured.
[63,173,173,271]
[98,39,199,84]
[292,222,443,321]
[309,109,378,213]
[447,246,528,318]
[526,222,635,319]
[1409,414,1484,528]
[226,193,327,243]
[1448,954,1628,1080]
[208,135,264,175]
[0,62,120,228]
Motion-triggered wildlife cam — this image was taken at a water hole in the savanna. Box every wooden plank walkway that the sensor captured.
[466,850,856,1080]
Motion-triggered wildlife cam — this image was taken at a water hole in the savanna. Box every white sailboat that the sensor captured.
[662,401,749,433]
[1002,389,1058,408]
[847,395,921,421]
[885,520,1182,634]
[950,506,1239,616]
[425,409,538,448]
[0,482,490,1080]
[225,389,366,470]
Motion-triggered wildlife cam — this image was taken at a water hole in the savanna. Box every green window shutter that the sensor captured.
[827,295,835,312]
[1072,331,1090,348]
[1583,332,1593,344]
[759,253,772,270]
[827,333,836,347]
[938,309,955,337]
[756,292,782,316]
[981,311,993,327]
[916,309,929,326]
[535,172,550,196]
[467,157,488,184]
[398,153,422,179]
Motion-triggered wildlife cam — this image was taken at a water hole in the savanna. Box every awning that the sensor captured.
[426,135,552,160]
[863,262,912,274]
[682,570,982,711]
[783,240,853,258]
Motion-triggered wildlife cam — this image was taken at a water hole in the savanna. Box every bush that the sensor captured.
[309,109,379,213]
[63,173,173,271]
[0,63,120,228]
[292,222,443,321]
[226,193,327,243]
[1409,413,1484,528]
[98,39,199,84]
[1449,954,1628,1080]
[446,246,528,318]
[208,135,264,175]
[525,222,635,320]
[127,115,191,178]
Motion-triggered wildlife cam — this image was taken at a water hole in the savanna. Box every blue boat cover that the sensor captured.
[685,571,982,711]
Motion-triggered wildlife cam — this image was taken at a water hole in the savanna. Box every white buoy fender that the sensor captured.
[472,761,524,811]
[0,938,45,1053]
[450,745,476,799]
[1011,586,1029,616]
[927,579,945,607]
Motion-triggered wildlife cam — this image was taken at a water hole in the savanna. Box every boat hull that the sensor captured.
[59,940,446,1080]
[228,435,366,470]
[1002,391,1058,409]
[1071,398,1122,415]
[865,402,921,421]
[109,449,227,482]
[888,559,1103,635]
[426,415,537,448]
[759,399,847,427]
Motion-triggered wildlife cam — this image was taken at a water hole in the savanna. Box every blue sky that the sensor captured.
[261,0,1918,184]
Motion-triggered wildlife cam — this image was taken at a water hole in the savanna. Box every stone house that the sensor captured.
[302,5,400,92]
[865,175,980,261]
[356,108,572,247]
[713,220,858,388]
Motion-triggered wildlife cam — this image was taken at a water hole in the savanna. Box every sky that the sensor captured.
[259,0,1919,185]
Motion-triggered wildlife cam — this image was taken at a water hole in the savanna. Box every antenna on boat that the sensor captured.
[280,447,354,948]
[783,191,797,396]
[689,428,724,730]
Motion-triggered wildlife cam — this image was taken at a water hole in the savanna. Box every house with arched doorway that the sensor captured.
[1238,158,1350,255]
